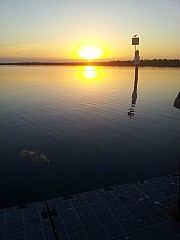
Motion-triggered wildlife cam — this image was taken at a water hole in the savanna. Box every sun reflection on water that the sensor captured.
[79,66,102,82]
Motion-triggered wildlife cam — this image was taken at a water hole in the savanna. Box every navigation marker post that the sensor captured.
[128,35,140,118]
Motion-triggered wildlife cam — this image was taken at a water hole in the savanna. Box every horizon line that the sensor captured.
[1,59,180,67]
[0,58,180,63]
[1,57,180,63]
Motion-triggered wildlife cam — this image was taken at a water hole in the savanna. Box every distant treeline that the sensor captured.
[141,59,180,67]
[1,59,180,67]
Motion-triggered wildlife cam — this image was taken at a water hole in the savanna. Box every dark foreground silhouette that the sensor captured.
[174,92,180,109]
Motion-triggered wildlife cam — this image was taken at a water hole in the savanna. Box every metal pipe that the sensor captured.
[44,200,59,240]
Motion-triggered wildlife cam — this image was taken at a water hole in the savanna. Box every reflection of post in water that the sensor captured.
[128,37,140,118]
[128,65,139,118]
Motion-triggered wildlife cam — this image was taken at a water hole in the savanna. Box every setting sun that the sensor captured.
[77,45,103,60]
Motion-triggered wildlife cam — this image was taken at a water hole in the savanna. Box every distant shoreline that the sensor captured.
[0,59,180,67]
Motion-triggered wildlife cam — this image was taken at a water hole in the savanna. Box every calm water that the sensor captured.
[0,66,180,208]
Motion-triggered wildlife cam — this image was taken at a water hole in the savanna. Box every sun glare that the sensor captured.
[78,45,103,60]
[78,66,102,81]
[83,66,98,79]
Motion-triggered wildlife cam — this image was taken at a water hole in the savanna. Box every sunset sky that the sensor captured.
[0,0,180,62]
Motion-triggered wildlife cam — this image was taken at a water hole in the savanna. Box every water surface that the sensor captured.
[0,66,179,207]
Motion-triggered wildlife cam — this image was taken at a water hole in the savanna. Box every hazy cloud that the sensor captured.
[0,43,40,53]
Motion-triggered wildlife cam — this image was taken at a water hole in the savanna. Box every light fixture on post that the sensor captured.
[132,35,140,66]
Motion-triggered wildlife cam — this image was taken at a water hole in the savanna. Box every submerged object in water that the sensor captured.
[39,154,50,162]
[21,150,50,162]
